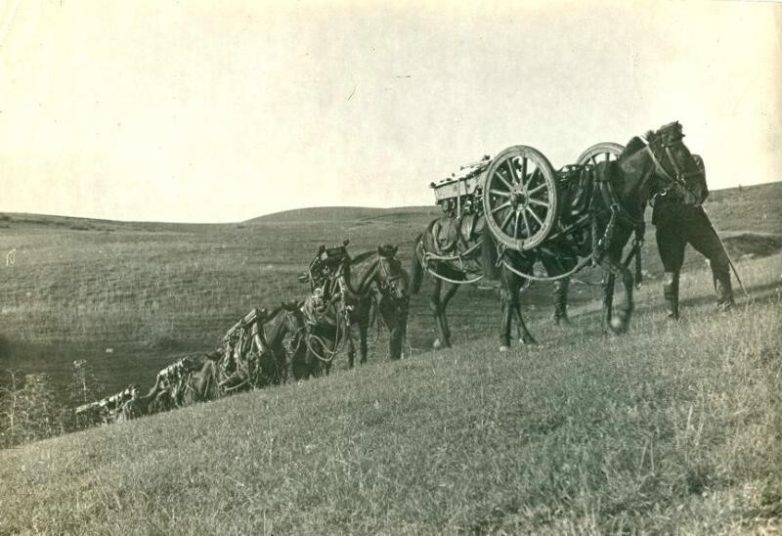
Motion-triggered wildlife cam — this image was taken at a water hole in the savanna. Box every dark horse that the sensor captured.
[483,122,705,350]
[411,200,573,350]
[297,242,409,378]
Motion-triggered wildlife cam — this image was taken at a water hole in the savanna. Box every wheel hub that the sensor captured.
[510,188,527,209]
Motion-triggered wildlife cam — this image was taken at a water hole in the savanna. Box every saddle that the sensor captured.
[431,213,480,254]
[301,288,338,326]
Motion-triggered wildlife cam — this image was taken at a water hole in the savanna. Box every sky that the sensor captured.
[1,0,780,223]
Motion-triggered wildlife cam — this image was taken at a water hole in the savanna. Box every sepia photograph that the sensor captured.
[1,0,781,533]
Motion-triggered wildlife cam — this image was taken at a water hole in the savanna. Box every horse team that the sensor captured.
[77,121,737,425]
[76,242,410,424]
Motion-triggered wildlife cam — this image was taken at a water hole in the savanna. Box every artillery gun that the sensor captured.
[75,385,137,422]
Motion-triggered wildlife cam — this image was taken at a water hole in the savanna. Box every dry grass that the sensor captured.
[0,253,780,534]
[0,182,780,534]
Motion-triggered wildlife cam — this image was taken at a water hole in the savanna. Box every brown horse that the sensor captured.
[483,122,705,350]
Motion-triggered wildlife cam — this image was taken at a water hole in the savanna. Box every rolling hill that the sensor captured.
[0,181,780,533]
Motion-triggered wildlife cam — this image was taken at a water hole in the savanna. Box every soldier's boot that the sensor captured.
[552,279,570,326]
[663,271,680,319]
[713,268,735,312]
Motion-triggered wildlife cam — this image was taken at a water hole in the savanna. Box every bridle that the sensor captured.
[377,254,408,302]
[640,126,703,201]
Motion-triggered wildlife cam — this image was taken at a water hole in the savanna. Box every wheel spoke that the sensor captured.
[526,206,544,227]
[526,183,548,196]
[499,209,514,231]
[489,188,511,198]
[513,211,520,238]
[490,201,511,214]
[494,171,513,191]
[521,157,528,185]
[527,198,550,208]
[521,209,532,237]
[504,160,519,185]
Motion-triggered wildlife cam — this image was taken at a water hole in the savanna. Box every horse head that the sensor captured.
[616,122,706,207]
[376,244,409,302]
[302,242,352,292]
[643,121,706,205]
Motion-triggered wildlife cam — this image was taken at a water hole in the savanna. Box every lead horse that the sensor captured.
[483,122,705,350]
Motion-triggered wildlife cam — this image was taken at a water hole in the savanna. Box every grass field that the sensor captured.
[0,182,781,534]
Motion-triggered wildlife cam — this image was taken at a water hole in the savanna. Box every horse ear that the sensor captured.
[318,245,326,254]
[343,239,350,247]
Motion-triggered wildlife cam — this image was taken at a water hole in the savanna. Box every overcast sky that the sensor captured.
[1,0,780,222]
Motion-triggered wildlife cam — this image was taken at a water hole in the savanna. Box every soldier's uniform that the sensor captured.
[652,193,734,318]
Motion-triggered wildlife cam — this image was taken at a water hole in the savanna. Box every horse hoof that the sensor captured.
[433,339,442,350]
[519,337,537,345]
[609,316,628,334]
[499,345,510,352]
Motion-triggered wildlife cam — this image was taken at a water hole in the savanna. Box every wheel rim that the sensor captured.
[481,145,558,251]
[576,142,625,167]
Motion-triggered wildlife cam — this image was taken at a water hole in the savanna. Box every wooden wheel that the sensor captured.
[576,142,624,166]
[481,145,558,251]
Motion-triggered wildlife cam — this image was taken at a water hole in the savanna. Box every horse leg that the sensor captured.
[601,256,634,334]
[498,269,516,351]
[429,279,448,349]
[347,333,356,369]
[358,312,369,365]
[552,278,571,326]
[379,296,406,360]
[601,273,615,334]
[438,282,459,348]
[513,291,537,345]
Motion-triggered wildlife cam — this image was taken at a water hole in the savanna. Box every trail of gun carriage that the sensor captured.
[1,122,781,533]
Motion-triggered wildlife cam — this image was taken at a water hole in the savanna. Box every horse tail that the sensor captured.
[410,233,424,294]
[481,225,499,280]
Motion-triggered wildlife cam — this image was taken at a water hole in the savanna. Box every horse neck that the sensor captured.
[342,253,380,296]
[264,309,299,345]
[615,152,655,214]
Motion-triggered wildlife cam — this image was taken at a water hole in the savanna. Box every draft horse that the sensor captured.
[411,202,573,349]
[483,122,705,350]
[175,302,304,405]
[297,242,409,378]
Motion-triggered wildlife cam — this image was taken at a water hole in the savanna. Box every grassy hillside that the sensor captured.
[0,183,780,398]
[0,251,780,534]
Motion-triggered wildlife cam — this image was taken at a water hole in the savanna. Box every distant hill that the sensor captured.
[246,205,437,224]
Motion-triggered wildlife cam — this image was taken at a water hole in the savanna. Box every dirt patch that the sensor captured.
[722,233,782,259]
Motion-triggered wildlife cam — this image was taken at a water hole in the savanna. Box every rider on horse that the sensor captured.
[649,124,735,318]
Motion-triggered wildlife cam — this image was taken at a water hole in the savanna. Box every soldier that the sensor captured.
[652,154,735,318]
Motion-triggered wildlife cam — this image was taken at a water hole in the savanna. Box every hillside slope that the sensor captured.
[0,182,780,396]
[1,252,780,534]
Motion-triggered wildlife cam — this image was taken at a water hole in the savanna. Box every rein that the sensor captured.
[419,239,484,285]
[640,135,701,198]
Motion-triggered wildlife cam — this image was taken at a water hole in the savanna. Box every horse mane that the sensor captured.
[621,136,647,160]
[350,250,377,265]
[265,304,286,320]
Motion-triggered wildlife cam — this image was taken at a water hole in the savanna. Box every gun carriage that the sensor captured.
[424,143,625,284]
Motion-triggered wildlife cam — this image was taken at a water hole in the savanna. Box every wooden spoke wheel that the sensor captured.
[576,142,624,167]
[481,145,558,251]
